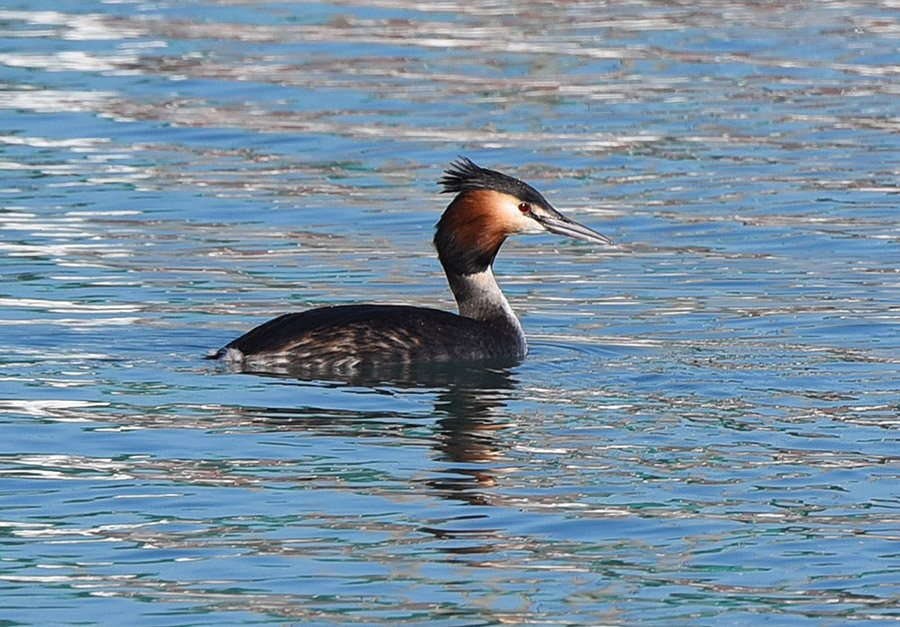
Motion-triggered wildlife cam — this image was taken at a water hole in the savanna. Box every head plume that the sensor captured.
[440,157,551,208]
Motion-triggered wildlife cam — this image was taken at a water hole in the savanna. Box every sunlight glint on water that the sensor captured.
[1,1,899,625]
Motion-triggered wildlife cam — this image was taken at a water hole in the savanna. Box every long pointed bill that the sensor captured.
[537,213,612,245]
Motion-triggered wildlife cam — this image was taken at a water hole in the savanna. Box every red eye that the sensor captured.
[518,202,531,213]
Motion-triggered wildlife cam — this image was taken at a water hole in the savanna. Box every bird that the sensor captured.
[208,158,610,372]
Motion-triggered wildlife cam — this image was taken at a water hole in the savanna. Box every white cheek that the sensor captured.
[499,201,544,234]
[516,214,545,234]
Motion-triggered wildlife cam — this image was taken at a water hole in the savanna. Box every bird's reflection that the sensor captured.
[226,360,519,505]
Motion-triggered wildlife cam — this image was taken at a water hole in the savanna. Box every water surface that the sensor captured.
[2,1,899,625]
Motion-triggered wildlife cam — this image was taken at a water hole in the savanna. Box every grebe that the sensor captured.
[210,158,610,371]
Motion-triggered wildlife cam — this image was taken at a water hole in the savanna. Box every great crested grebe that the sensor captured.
[209,158,610,371]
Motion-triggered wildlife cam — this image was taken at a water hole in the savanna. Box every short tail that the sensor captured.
[204,348,225,360]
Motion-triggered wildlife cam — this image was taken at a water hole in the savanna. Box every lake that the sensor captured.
[1,1,899,625]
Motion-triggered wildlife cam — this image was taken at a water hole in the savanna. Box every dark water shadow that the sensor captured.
[224,360,520,505]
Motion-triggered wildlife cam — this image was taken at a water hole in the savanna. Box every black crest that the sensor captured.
[439,157,551,208]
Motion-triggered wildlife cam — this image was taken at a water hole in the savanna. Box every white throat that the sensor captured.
[447,267,522,330]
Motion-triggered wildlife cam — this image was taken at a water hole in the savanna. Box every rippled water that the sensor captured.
[2,1,900,624]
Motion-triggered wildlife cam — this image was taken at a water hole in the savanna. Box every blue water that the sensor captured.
[2,1,900,625]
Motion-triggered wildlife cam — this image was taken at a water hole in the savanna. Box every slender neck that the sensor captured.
[433,192,526,350]
[444,265,527,359]
[445,266,519,325]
